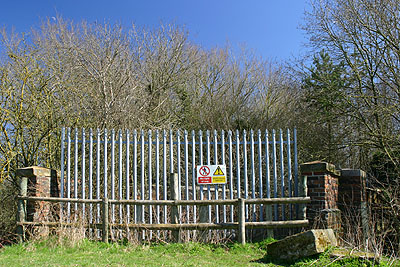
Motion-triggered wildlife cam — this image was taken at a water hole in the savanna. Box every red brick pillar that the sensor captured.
[16,167,59,222]
[300,161,341,234]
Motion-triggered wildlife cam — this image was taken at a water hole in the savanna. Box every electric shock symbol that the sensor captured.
[199,166,210,176]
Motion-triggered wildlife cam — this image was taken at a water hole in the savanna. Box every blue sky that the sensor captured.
[1,0,310,61]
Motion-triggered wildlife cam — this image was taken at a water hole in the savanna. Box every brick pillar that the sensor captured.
[300,161,341,234]
[16,166,59,222]
[339,169,369,246]
[339,169,366,210]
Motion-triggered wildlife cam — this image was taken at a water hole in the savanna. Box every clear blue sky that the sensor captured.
[1,0,310,61]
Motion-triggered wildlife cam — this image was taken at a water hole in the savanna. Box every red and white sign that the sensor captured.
[198,166,210,176]
[198,176,212,184]
[196,165,226,185]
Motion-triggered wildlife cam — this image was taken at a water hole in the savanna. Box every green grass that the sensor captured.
[0,238,269,267]
[0,238,396,266]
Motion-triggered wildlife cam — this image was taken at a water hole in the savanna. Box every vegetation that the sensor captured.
[0,238,395,266]
[303,0,400,255]
[1,0,400,258]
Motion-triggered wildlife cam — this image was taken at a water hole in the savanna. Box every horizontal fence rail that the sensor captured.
[16,195,310,244]
[17,196,310,206]
[59,127,299,234]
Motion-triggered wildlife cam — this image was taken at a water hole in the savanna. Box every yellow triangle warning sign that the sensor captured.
[213,166,224,176]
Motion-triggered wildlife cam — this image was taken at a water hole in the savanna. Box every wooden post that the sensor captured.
[102,197,109,243]
[265,203,274,238]
[199,190,208,242]
[300,175,307,220]
[17,176,28,242]
[238,198,246,245]
[170,173,180,242]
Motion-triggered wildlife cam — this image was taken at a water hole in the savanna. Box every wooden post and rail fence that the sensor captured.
[17,173,310,244]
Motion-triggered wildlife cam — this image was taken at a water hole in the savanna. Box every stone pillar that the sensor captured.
[16,166,59,222]
[300,161,341,234]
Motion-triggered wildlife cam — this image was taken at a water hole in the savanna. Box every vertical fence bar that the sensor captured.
[155,130,160,227]
[133,130,138,223]
[257,130,263,221]
[148,130,153,239]
[169,129,174,175]
[118,130,123,224]
[243,130,248,219]
[294,128,299,218]
[169,129,174,225]
[82,128,86,220]
[213,130,219,223]
[89,129,93,226]
[103,129,109,240]
[163,130,167,223]
[96,129,101,230]
[176,130,182,219]
[236,130,241,199]
[206,130,211,223]
[74,128,78,219]
[199,131,204,201]
[111,130,115,224]
[265,130,271,199]
[265,130,273,237]
[104,129,108,199]
[279,129,285,220]
[184,130,189,223]
[272,130,278,220]
[191,130,197,223]
[126,129,130,224]
[221,130,226,224]
[60,127,65,222]
[250,130,256,221]
[287,129,293,219]
[60,128,65,199]
[228,130,234,222]
[140,130,145,225]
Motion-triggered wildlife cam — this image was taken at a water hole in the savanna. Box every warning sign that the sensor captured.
[198,176,212,184]
[212,176,226,183]
[213,166,224,176]
[197,165,226,185]
[199,166,210,176]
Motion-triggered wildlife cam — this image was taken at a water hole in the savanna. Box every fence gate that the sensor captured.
[60,128,299,238]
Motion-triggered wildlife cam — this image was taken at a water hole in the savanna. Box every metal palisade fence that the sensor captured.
[60,128,299,228]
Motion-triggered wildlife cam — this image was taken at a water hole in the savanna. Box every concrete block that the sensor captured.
[267,229,337,260]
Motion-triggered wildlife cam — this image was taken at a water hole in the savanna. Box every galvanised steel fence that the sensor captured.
[60,128,299,231]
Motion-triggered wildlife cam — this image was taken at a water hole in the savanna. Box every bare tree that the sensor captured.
[305,0,400,254]
[305,0,400,168]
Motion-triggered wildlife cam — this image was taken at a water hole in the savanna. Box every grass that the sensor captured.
[0,237,397,266]
[0,238,269,267]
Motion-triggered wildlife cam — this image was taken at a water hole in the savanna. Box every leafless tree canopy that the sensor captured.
[304,0,400,254]
[0,17,296,182]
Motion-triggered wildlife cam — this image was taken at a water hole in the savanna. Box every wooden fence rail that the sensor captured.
[16,197,310,244]
[16,173,310,244]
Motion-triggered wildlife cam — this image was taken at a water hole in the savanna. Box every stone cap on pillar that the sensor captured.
[16,166,58,178]
[340,169,366,178]
[300,161,340,176]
